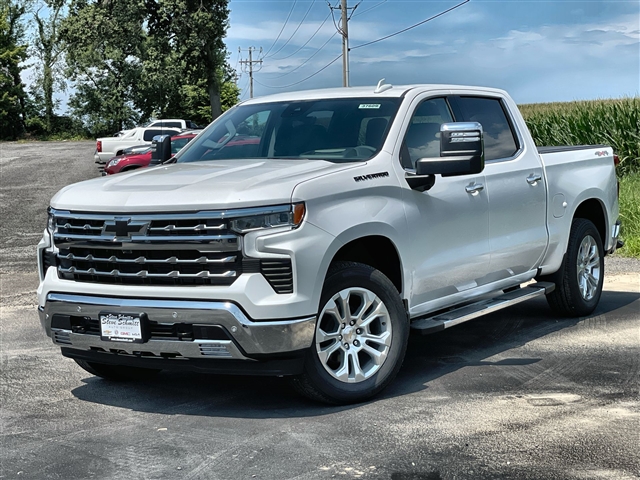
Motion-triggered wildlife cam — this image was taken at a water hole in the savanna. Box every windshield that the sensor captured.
[176,97,401,163]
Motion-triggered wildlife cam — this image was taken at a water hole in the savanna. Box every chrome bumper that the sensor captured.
[39,293,316,361]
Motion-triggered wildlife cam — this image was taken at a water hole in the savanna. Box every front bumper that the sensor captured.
[39,293,315,375]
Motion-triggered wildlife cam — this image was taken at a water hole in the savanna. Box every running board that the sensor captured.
[410,282,556,335]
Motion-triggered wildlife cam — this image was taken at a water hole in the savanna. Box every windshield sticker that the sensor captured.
[359,104,381,109]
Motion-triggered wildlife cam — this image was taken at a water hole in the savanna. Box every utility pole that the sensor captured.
[239,47,263,98]
[340,0,350,87]
[330,1,357,87]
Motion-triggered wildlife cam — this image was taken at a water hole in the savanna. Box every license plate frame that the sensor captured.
[99,312,146,343]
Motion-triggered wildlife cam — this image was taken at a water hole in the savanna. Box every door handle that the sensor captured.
[465,182,484,195]
[526,173,542,185]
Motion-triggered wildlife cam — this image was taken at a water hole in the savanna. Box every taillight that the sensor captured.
[97,140,102,152]
[613,154,620,167]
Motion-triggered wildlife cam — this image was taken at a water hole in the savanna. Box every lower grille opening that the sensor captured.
[261,259,294,294]
[53,314,231,342]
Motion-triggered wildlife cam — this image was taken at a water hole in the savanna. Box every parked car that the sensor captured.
[103,134,197,175]
[144,119,200,129]
[38,82,621,405]
[111,120,201,138]
[94,126,182,164]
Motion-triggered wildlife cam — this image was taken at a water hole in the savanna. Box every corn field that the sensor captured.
[519,97,640,176]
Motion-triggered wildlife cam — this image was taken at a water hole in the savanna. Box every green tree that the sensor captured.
[30,0,66,133]
[146,0,231,119]
[0,0,27,139]
[61,0,238,136]
[61,0,146,134]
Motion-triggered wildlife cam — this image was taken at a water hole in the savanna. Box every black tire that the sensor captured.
[545,218,604,317]
[291,261,409,404]
[74,359,160,381]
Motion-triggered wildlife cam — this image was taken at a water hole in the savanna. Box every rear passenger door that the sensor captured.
[451,95,547,281]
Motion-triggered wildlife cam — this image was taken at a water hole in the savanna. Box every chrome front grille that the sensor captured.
[51,209,242,286]
[54,211,229,237]
[49,208,294,292]
[57,247,242,286]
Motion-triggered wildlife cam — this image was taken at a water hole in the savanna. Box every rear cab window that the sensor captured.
[451,96,520,161]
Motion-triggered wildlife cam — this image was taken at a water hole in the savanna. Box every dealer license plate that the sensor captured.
[99,312,144,343]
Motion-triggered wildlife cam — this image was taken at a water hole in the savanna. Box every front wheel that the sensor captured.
[291,261,409,404]
[546,218,604,317]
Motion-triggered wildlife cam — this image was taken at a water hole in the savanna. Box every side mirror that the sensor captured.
[150,135,172,165]
[415,122,484,177]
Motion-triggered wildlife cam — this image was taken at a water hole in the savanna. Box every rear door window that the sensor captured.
[453,97,519,161]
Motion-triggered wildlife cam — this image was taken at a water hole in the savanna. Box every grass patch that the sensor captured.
[618,172,640,257]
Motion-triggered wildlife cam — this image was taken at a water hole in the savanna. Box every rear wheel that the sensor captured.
[74,359,160,381]
[546,218,604,317]
[292,261,408,404]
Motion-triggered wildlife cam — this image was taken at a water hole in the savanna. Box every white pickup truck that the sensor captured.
[38,83,621,404]
[94,126,182,163]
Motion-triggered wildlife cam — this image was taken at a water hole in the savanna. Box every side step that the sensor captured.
[410,282,556,335]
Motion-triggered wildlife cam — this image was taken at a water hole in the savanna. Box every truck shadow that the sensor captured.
[70,290,639,418]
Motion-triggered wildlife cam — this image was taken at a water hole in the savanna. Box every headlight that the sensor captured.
[107,157,122,168]
[230,203,305,233]
[47,209,56,234]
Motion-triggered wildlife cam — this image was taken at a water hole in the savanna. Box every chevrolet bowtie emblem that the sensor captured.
[102,218,149,240]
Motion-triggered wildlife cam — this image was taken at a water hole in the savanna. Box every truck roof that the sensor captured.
[240,83,510,104]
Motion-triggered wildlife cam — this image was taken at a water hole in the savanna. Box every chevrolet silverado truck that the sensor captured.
[38,82,621,404]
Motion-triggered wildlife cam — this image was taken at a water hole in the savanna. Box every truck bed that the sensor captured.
[537,144,608,154]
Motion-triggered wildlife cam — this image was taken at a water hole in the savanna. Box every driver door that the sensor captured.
[399,96,491,316]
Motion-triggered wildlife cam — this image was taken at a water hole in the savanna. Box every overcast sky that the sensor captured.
[227,0,640,104]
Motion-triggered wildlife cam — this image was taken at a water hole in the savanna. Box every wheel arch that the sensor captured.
[329,234,403,296]
[572,197,607,246]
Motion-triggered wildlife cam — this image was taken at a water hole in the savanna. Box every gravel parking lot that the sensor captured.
[1,141,639,480]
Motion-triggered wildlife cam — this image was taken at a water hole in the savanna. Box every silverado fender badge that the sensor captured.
[354,171,390,182]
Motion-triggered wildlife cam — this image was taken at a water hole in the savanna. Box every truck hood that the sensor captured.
[51,159,360,212]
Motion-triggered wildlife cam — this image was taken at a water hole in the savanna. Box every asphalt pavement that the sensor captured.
[1,141,639,480]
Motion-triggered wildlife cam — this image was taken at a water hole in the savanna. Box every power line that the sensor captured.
[261,0,298,59]
[269,30,339,79]
[233,48,241,81]
[271,12,332,61]
[353,0,387,18]
[239,77,251,100]
[265,0,317,59]
[351,0,470,50]
[254,54,343,89]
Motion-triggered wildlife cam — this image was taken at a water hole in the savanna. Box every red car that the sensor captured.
[103,134,196,175]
